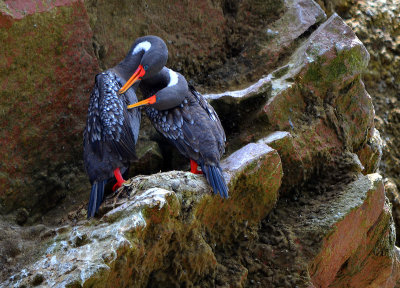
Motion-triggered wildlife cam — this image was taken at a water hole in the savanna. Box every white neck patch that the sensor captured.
[168,69,179,87]
[132,41,151,55]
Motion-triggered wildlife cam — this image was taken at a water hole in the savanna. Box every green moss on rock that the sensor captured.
[196,147,282,246]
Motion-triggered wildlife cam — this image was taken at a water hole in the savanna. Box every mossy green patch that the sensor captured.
[95,190,217,288]
[195,150,282,246]
[302,47,365,94]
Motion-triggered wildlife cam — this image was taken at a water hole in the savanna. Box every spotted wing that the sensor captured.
[145,93,226,164]
[146,97,202,155]
[188,84,226,154]
[85,71,137,161]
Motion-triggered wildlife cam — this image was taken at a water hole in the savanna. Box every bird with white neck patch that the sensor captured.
[120,64,228,198]
[84,35,168,218]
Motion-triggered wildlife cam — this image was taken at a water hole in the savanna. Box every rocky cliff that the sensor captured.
[317,0,400,246]
[0,0,399,287]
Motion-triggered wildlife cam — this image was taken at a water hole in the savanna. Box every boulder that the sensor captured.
[1,143,282,287]
[0,1,98,213]
[317,0,400,246]
[207,13,374,195]
[249,173,400,287]
[309,174,397,287]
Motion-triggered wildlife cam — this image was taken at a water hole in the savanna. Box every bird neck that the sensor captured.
[114,53,143,81]
[140,68,188,111]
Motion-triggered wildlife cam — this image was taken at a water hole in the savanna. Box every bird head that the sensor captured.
[119,36,168,94]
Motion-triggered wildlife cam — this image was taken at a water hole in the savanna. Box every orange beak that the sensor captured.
[127,95,157,109]
[118,64,146,94]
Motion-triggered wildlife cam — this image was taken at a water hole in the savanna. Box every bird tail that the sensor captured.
[201,164,229,198]
[87,180,107,218]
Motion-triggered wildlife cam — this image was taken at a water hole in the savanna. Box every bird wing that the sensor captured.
[85,71,138,162]
[145,92,226,163]
[146,104,197,154]
[188,84,226,154]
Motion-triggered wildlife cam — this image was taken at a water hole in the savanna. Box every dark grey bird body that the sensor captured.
[139,67,228,197]
[84,36,168,218]
[83,70,140,217]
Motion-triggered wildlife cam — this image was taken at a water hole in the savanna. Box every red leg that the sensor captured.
[190,159,203,174]
[112,167,125,191]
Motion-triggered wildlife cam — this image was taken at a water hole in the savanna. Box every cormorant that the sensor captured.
[121,67,228,198]
[84,35,168,218]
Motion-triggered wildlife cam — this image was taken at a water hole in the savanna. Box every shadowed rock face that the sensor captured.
[1,0,400,287]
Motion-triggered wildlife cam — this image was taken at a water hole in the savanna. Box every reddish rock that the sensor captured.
[309,174,400,287]
[2,0,78,19]
[319,0,400,248]
[0,1,99,212]
[260,14,374,193]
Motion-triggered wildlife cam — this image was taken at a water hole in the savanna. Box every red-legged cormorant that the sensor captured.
[84,35,168,218]
[120,67,228,198]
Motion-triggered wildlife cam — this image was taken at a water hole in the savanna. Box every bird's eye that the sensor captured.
[143,65,149,71]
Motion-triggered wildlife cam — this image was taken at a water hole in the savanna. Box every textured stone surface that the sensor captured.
[206,13,374,194]
[309,174,390,286]
[263,13,373,193]
[1,0,78,19]
[128,140,164,176]
[1,144,282,287]
[264,13,371,130]
[258,131,306,192]
[84,0,322,91]
[250,172,400,287]
[386,178,400,252]
[317,0,400,248]
[1,1,399,287]
[0,1,98,213]
[261,0,326,56]
[357,128,383,175]
[221,142,275,184]
[340,0,399,90]
[0,0,326,216]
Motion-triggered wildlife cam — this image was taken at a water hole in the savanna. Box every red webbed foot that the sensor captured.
[112,182,123,192]
[190,159,203,174]
[112,167,125,192]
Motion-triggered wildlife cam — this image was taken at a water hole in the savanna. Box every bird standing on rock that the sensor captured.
[83,36,168,218]
[120,64,229,198]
